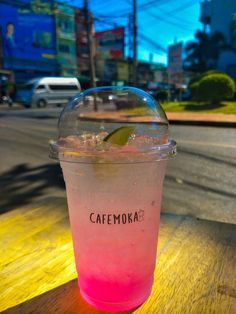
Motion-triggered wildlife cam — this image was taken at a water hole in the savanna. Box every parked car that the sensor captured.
[15,77,81,108]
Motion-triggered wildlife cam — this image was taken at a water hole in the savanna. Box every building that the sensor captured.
[152,64,168,85]
[168,42,184,88]
[0,1,58,83]
[55,3,77,77]
[95,27,125,60]
[200,0,236,77]
[95,27,126,83]
[74,8,89,76]
[136,62,155,86]
[74,8,96,77]
[0,1,80,83]
[95,59,129,84]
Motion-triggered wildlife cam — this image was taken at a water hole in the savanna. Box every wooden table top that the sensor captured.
[1,197,236,314]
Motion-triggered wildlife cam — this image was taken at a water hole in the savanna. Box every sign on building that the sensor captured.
[95,27,124,59]
[117,61,129,81]
[0,2,56,71]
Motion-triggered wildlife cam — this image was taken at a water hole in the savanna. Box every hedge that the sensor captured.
[197,73,235,103]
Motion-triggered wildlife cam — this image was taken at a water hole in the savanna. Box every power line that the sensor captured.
[141,9,198,32]
[141,0,200,32]
[157,7,199,28]
[133,0,137,83]
[139,33,167,53]
[94,0,175,19]
[94,0,199,31]
[92,0,130,11]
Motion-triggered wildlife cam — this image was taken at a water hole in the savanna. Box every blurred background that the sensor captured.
[0,0,235,224]
[0,0,235,102]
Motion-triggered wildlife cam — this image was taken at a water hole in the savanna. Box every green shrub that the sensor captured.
[202,69,225,76]
[188,75,201,90]
[188,82,199,100]
[188,70,228,90]
[197,73,235,103]
[234,80,236,99]
[154,89,169,103]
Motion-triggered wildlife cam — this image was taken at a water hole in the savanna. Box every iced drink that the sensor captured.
[57,132,173,311]
[50,86,176,311]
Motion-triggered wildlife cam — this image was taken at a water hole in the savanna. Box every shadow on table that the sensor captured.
[3,279,137,314]
[0,163,65,214]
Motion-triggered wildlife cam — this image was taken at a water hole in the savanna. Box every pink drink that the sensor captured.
[51,86,177,311]
[60,152,167,311]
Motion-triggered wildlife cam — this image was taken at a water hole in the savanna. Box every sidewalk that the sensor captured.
[1,103,236,127]
[166,112,236,127]
[79,110,236,127]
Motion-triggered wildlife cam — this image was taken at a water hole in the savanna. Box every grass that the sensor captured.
[128,101,236,115]
[161,101,236,114]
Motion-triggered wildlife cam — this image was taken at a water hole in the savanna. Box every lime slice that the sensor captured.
[103,126,135,146]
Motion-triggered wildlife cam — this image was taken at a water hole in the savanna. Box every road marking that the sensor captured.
[178,140,236,149]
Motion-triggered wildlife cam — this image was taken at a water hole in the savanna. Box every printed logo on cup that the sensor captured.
[89,210,145,225]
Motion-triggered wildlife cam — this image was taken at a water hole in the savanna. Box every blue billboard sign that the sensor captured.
[0,3,56,70]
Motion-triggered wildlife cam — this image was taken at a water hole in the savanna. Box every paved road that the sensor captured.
[0,107,235,224]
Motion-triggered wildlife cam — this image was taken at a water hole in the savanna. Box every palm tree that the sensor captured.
[184,30,227,73]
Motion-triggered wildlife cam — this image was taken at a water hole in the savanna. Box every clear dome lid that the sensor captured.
[50,86,176,163]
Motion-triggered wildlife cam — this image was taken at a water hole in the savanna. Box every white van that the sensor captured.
[16,77,81,108]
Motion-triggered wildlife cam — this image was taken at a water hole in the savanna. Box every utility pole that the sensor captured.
[132,0,137,85]
[128,14,133,83]
[84,0,97,108]
[128,14,133,59]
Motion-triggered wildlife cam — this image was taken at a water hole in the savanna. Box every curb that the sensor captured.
[166,112,236,128]
[1,106,235,127]
[79,111,236,128]
[168,119,236,128]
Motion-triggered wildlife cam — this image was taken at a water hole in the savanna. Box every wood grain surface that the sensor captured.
[0,198,235,314]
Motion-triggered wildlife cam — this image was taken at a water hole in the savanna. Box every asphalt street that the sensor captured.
[0,107,235,224]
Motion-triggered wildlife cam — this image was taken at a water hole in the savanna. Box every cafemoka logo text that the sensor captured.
[89,210,145,225]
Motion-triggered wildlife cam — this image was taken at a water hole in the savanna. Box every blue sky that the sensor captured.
[69,0,202,64]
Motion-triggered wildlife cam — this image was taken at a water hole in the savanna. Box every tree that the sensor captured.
[230,14,236,51]
[184,30,227,73]
[197,73,235,104]
[188,70,226,99]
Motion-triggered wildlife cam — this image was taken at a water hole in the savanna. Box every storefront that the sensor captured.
[0,2,58,83]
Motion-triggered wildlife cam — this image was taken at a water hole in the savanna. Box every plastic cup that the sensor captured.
[50,86,176,311]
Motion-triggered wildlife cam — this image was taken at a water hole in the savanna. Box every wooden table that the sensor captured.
[1,197,236,313]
